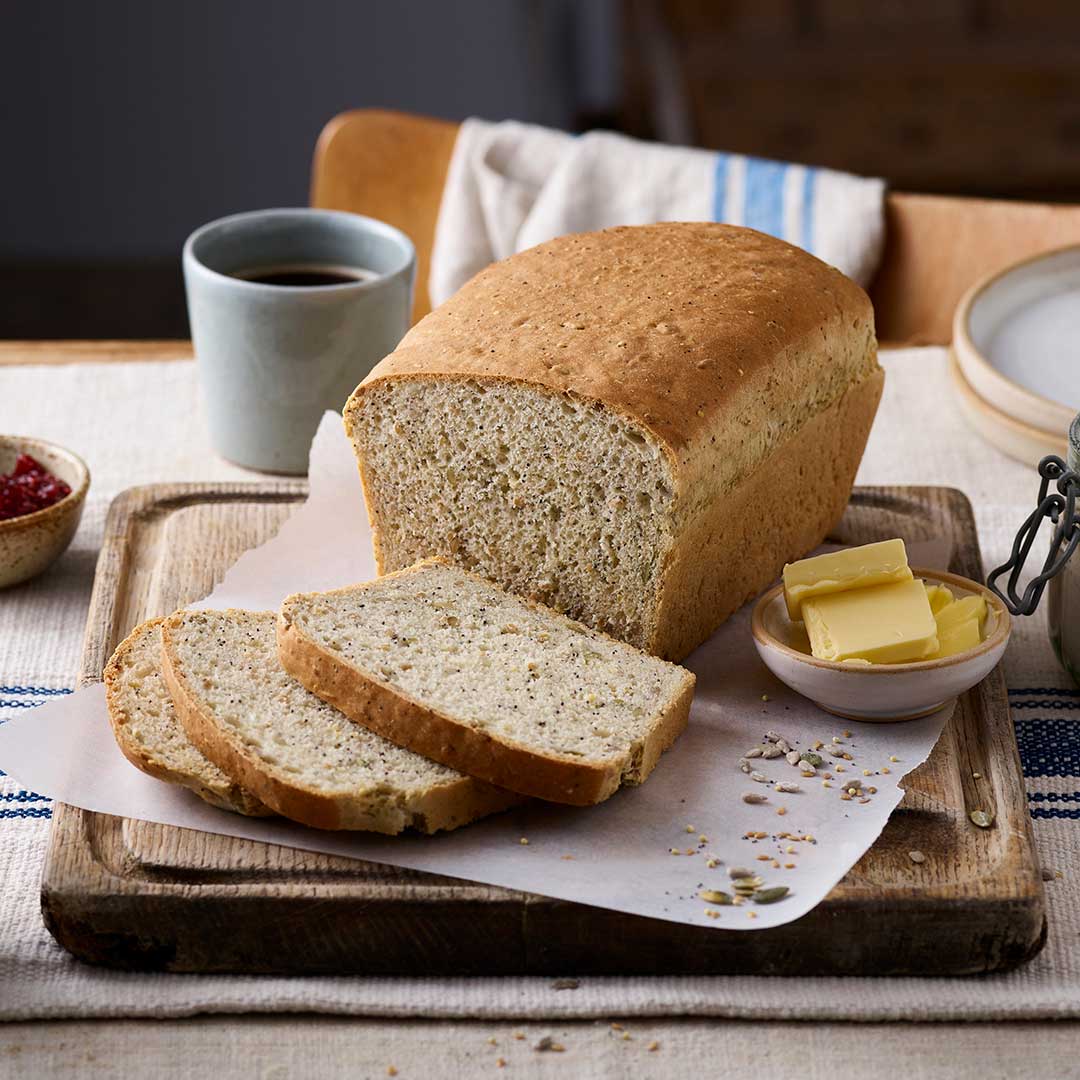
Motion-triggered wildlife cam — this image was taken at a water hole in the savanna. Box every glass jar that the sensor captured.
[1048,415,1080,684]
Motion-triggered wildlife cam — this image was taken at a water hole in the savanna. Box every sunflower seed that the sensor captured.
[761,746,784,759]
[752,886,790,904]
[827,746,845,757]
[699,889,732,904]
[744,747,764,759]
[764,731,783,743]
[785,750,802,766]
[774,782,801,794]
[776,738,792,753]
[742,792,768,804]
[750,771,769,783]
[969,809,995,829]
[738,759,752,773]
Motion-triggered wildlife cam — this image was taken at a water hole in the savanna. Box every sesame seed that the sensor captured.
[519,837,529,846]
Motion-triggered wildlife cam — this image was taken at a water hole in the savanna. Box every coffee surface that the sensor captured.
[231,264,376,287]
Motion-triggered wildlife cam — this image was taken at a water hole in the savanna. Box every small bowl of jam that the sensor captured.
[0,436,89,588]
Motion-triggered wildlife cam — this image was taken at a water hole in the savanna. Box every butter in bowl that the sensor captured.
[752,539,1010,721]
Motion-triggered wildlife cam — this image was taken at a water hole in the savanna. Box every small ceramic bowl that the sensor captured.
[751,568,1011,722]
[0,436,90,588]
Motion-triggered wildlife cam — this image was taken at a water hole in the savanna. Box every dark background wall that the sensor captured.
[5,0,1080,338]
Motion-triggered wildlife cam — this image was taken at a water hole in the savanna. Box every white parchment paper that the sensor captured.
[0,414,954,931]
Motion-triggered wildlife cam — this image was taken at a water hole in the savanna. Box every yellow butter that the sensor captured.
[931,617,982,659]
[783,539,913,620]
[802,578,939,664]
[934,594,987,635]
[924,582,955,615]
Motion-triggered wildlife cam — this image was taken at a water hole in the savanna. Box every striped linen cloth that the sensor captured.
[2,350,1080,1020]
[428,118,885,307]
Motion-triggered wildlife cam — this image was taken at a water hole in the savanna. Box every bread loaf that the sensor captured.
[345,223,882,660]
[278,560,695,806]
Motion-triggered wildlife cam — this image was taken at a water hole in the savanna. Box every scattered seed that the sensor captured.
[700,889,732,904]
[752,886,790,904]
[836,764,846,772]
[669,848,680,855]
[738,759,752,773]
[387,1069,398,1078]
[648,1041,660,1052]
[785,862,796,869]
[744,747,764,759]
[774,781,801,794]
[846,779,862,790]
[747,910,758,919]
[859,797,870,804]
[862,769,872,776]
[765,730,784,743]
[488,1036,498,1045]
[843,730,852,738]
[535,1036,565,1053]
[972,771,983,779]
[743,792,768,804]
[786,750,802,766]
[803,834,815,842]
[889,755,900,762]
[621,1032,631,1041]
[868,786,877,794]
[840,793,852,801]
[776,807,787,816]
[776,738,792,753]
[496,1059,506,1069]
[684,848,696,855]
[908,850,927,864]
[761,693,770,702]
[729,867,753,879]
[822,780,832,788]
[551,978,579,990]
[756,854,771,861]
[698,835,709,843]
[519,837,529,845]
[611,1023,623,1031]
[800,751,823,766]
[882,767,891,775]
[761,746,783,759]
[827,746,845,758]
[514,1033,525,1040]
[831,737,842,744]
[786,845,797,854]
[751,771,769,783]
[812,740,824,750]
[970,809,995,829]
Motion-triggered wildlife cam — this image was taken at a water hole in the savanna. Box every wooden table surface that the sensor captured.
[1,340,1073,1078]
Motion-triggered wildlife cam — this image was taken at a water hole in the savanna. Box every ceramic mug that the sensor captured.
[183,208,415,474]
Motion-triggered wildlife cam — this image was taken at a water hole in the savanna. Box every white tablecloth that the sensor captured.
[1,349,1077,1021]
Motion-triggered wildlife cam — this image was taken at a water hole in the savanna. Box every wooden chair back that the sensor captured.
[311,109,1080,345]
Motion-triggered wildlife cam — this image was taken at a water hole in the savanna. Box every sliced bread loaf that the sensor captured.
[277,560,696,806]
[345,223,882,660]
[104,618,270,817]
[160,608,519,833]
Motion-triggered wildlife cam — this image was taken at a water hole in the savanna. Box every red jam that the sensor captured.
[0,454,72,521]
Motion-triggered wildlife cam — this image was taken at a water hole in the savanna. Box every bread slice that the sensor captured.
[277,560,696,806]
[160,608,519,833]
[104,618,270,817]
[345,223,881,660]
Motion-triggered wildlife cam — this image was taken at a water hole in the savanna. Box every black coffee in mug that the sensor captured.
[231,263,378,287]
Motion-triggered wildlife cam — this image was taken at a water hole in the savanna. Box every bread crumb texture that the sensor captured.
[281,561,693,775]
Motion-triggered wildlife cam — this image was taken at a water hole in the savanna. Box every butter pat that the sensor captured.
[783,539,913,620]
[929,593,987,659]
[924,582,955,615]
[802,578,939,664]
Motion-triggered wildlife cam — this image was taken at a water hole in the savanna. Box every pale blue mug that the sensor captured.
[183,208,415,474]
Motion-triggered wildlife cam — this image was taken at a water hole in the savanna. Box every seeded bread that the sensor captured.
[345,222,882,661]
[277,559,696,806]
[104,618,270,816]
[160,608,519,833]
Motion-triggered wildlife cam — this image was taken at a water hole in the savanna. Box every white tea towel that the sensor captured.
[429,118,886,307]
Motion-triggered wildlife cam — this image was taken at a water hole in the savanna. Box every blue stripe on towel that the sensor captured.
[0,686,73,697]
[1014,719,1080,778]
[743,158,787,239]
[0,806,52,820]
[800,166,817,252]
[1030,806,1080,821]
[1010,687,1080,698]
[1028,791,1080,803]
[712,153,731,221]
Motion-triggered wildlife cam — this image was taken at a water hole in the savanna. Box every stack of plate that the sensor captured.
[951,245,1079,466]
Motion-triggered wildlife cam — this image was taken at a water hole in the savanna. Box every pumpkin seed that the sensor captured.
[699,889,732,904]
[751,886,790,904]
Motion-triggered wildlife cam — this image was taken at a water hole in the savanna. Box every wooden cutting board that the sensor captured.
[41,483,1045,975]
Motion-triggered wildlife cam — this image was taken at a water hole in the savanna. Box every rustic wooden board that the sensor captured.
[41,483,1045,975]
